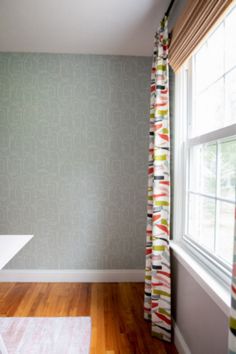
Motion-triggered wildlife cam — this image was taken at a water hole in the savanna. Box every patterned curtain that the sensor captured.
[229,209,236,353]
[144,16,171,342]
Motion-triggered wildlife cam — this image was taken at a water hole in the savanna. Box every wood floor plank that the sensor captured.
[0,282,178,354]
[90,283,106,354]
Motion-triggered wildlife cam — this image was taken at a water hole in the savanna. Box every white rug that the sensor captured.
[0,317,91,354]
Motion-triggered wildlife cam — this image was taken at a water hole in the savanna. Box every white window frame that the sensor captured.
[173,59,236,289]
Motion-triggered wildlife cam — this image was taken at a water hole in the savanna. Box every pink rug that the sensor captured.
[0,317,91,354]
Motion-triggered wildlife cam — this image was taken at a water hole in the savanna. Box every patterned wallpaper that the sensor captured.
[0,53,151,269]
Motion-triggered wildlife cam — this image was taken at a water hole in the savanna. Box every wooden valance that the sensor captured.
[169,0,234,71]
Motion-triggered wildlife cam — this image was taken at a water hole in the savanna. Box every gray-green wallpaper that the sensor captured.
[0,53,151,269]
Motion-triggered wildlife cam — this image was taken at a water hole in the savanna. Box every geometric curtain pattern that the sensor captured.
[144,16,171,342]
[229,208,236,354]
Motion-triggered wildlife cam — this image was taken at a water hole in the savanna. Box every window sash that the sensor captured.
[183,234,232,276]
[185,134,236,267]
[187,124,236,147]
[177,44,236,275]
[187,191,235,205]
[174,64,235,289]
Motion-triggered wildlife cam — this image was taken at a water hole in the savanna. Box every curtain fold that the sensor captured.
[229,209,236,354]
[144,16,171,342]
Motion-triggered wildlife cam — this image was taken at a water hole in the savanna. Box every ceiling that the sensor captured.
[0,0,171,56]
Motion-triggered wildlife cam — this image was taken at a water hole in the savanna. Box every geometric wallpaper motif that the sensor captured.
[0,53,151,269]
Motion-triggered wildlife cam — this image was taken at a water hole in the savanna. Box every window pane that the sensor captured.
[194,24,224,94]
[195,44,208,93]
[188,193,200,242]
[225,6,236,71]
[199,196,215,251]
[188,194,215,251]
[193,79,224,136]
[216,201,235,264]
[219,139,236,201]
[189,143,216,196]
[225,67,236,127]
[207,23,224,84]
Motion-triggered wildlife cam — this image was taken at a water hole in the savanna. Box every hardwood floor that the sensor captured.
[0,283,178,354]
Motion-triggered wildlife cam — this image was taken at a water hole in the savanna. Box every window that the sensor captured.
[176,4,236,278]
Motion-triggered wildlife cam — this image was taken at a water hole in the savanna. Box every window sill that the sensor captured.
[170,240,231,316]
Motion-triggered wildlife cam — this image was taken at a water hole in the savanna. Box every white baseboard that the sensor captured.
[173,321,191,354]
[0,269,144,283]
